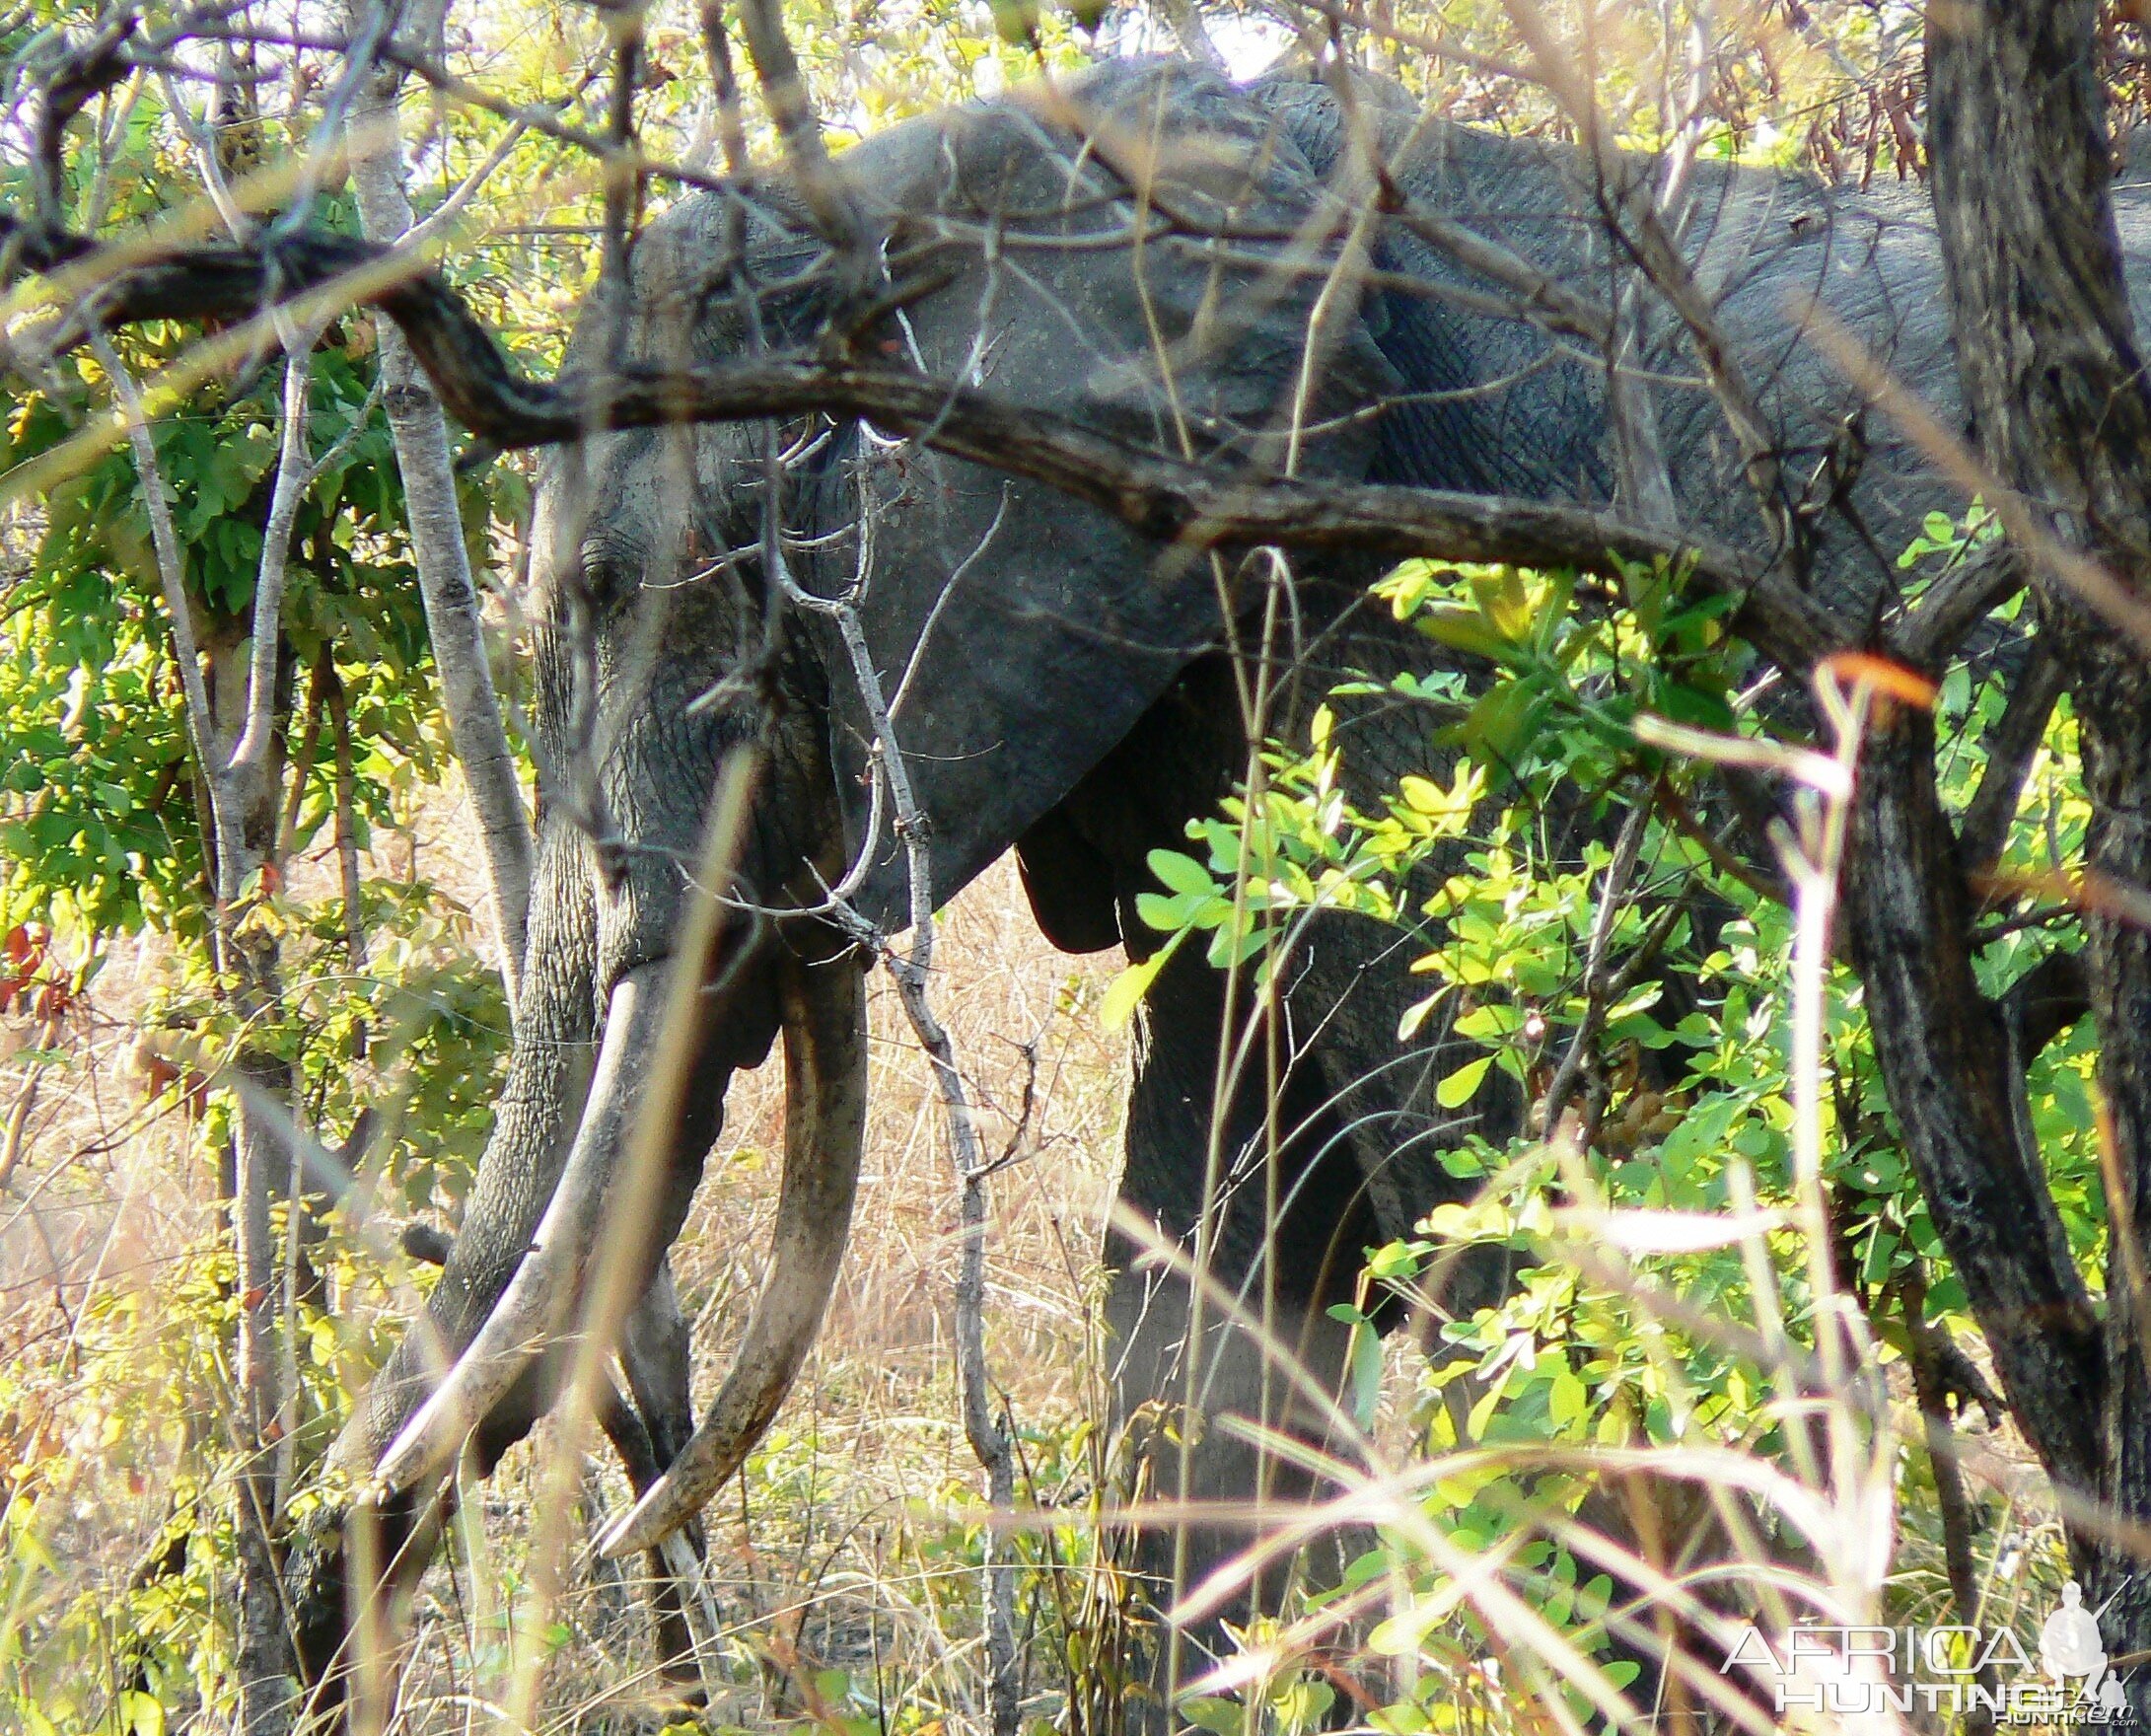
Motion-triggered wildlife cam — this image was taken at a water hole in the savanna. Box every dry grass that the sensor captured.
[0,759,1138,1733]
[0,725,2077,1736]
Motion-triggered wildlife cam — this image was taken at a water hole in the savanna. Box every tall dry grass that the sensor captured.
[0,760,1138,1733]
[0,665,2075,1736]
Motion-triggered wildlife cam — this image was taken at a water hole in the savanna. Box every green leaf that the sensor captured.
[1100,933,1183,1031]
[1146,847,1218,899]
[1435,1054,1492,1109]
[1366,1240,1423,1282]
[1349,1320,1384,1427]
[1654,681,1736,734]
[989,0,1040,40]
[1470,567,1534,641]
[1134,889,1207,932]
[1413,603,1516,663]
[118,1692,165,1736]
[1546,1367,1587,1427]
[1275,1680,1336,1734]
[1179,1698,1247,1736]
[1455,674,1544,770]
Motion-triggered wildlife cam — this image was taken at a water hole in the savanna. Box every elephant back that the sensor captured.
[1250,67,2151,631]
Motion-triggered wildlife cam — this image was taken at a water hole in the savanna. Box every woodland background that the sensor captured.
[0,0,2123,1731]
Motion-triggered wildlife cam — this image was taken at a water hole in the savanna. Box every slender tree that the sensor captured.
[1923,0,2151,1686]
[344,0,534,1011]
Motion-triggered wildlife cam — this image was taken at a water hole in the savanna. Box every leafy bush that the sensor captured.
[1118,542,2086,1726]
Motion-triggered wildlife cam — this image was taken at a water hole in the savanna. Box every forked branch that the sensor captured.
[0,214,1832,676]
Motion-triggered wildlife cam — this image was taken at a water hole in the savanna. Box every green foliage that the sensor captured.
[0,48,535,1731]
[2,1245,323,1728]
[1120,536,2090,1725]
[0,327,457,935]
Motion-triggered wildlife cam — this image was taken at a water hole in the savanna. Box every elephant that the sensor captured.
[285,50,2151,1720]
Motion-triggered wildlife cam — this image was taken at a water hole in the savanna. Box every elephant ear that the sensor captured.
[802,59,1398,932]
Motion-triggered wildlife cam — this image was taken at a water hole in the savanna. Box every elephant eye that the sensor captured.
[577,541,641,610]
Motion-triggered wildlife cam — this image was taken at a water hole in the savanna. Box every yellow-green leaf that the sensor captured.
[1434,1054,1492,1108]
[1100,933,1183,1031]
[1547,1368,1587,1427]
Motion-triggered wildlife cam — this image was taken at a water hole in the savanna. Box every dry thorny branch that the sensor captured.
[783,481,1025,1736]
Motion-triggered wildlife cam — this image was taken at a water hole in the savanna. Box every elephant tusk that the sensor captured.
[597,950,868,1559]
[374,961,674,1496]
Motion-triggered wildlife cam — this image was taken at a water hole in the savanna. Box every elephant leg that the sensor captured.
[1103,1267,1358,1622]
[288,820,601,1700]
[1106,937,1381,1722]
[592,1367,688,1685]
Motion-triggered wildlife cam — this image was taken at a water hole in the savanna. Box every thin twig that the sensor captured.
[1535,800,1649,1135]
[781,486,1021,1736]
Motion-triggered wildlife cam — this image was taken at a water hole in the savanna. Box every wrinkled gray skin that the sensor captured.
[293,56,2151,1714]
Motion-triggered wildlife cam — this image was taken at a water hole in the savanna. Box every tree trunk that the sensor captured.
[1926,0,2151,1687]
[343,0,533,1010]
[207,638,301,1736]
[229,975,296,1736]
[1842,708,2105,1493]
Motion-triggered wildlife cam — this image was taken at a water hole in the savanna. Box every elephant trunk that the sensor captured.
[373,957,681,1494]
[370,744,764,1498]
[597,946,869,1557]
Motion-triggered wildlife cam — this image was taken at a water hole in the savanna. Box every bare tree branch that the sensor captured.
[4,212,1838,676]
[782,482,1023,1736]
[342,0,535,1015]
[228,325,323,781]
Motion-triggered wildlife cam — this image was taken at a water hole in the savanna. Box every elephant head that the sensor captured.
[289,54,1417,1686]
